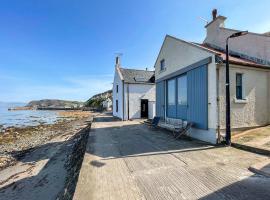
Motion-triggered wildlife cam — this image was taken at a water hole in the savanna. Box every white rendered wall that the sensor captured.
[218,64,270,129]
[124,84,156,120]
[112,68,123,119]
[148,101,156,119]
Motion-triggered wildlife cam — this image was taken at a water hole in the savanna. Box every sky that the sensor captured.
[0,0,269,102]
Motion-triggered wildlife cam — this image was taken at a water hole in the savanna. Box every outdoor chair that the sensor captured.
[174,121,192,139]
[146,116,160,129]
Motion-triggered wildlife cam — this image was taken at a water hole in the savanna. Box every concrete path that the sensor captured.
[74,113,270,200]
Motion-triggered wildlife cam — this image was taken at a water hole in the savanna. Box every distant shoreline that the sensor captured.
[8,106,83,111]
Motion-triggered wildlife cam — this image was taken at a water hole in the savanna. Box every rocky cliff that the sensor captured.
[84,90,112,108]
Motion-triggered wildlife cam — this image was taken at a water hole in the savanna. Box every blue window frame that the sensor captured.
[167,79,176,118]
[167,79,176,106]
[177,75,187,105]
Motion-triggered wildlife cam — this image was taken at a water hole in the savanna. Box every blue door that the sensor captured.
[187,65,208,129]
[156,81,165,119]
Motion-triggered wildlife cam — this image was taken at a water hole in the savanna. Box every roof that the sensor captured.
[196,43,270,68]
[119,68,155,84]
[154,35,269,71]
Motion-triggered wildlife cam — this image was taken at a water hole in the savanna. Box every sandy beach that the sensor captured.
[0,110,95,200]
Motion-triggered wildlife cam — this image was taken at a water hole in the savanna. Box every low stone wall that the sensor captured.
[57,125,91,200]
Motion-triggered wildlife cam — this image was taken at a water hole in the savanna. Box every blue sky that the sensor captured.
[0,0,269,102]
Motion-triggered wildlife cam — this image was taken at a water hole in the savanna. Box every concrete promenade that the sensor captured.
[73,113,270,200]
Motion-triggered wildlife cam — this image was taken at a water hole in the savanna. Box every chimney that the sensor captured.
[115,56,121,67]
[212,9,217,20]
[203,10,226,44]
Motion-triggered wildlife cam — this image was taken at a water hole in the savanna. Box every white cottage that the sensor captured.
[113,57,156,120]
[154,10,270,144]
[102,98,112,111]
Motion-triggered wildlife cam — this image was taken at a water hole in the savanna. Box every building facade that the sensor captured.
[155,12,270,144]
[113,57,156,120]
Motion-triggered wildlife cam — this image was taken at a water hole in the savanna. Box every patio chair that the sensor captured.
[146,116,160,129]
[174,121,192,139]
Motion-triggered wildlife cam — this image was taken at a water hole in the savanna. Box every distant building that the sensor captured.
[154,10,270,144]
[102,98,112,111]
[113,56,156,120]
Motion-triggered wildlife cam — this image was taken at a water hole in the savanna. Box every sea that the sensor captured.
[0,102,59,130]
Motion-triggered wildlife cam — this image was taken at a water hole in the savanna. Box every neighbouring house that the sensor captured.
[102,98,112,111]
[113,56,156,120]
[154,10,270,144]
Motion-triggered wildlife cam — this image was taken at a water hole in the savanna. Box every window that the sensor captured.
[177,75,187,105]
[236,73,243,99]
[116,85,118,93]
[116,100,118,112]
[167,79,176,105]
[160,59,165,71]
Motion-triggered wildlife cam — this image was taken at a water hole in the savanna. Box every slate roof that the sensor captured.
[119,68,155,84]
[195,43,270,69]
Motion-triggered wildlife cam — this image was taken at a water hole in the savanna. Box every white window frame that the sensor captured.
[234,72,248,103]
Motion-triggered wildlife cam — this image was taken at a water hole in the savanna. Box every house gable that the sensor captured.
[154,35,215,81]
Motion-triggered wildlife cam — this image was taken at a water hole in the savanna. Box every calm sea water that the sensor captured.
[0,102,59,129]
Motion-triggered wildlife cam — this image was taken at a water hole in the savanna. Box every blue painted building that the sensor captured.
[154,32,270,144]
[154,12,270,144]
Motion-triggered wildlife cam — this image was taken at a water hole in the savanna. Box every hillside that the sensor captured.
[26,99,84,109]
[84,90,112,108]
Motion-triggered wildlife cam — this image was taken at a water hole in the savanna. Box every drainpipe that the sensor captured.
[164,81,167,122]
[216,65,221,143]
[122,80,125,121]
[127,83,130,120]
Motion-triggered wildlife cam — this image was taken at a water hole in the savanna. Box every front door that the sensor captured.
[141,99,148,118]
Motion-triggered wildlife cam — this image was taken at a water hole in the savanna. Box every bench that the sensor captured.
[159,118,192,138]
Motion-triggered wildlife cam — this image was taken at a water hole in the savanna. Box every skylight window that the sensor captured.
[134,77,145,82]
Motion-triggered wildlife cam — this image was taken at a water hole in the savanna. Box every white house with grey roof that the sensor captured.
[154,10,270,144]
[113,57,155,120]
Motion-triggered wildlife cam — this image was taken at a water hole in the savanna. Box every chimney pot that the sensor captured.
[115,56,120,66]
[212,9,217,20]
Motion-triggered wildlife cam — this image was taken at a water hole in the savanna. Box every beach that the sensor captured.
[0,110,95,199]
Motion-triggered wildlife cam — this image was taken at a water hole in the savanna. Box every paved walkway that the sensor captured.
[73,113,270,200]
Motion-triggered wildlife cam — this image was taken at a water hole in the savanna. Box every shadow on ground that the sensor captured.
[0,126,90,200]
[80,114,270,200]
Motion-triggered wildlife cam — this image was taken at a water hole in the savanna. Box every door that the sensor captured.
[156,81,165,119]
[141,99,148,118]
[187,65,208,129]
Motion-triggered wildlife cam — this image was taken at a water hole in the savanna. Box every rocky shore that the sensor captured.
[0,111,95,200]
[0,111,91,161]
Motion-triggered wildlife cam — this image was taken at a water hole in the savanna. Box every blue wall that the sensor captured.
[187,65,208,129]
[156,64,208,129]
[156,81,165,119]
